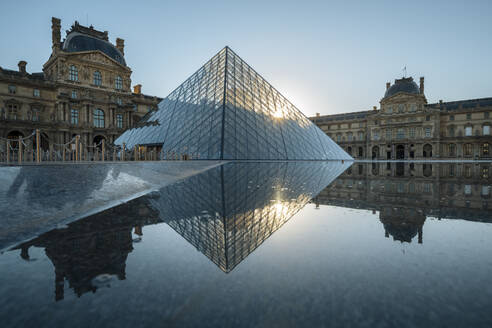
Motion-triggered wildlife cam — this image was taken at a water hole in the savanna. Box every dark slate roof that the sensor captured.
[384,77,420,98]
[0,69,45,81]
[426,97,492,111]
[62,32,126,66]
[309,110,372,123]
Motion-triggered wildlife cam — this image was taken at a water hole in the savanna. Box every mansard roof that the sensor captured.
[426,97,492,111]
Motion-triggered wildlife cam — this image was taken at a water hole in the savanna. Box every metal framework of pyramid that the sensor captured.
[116,47,352,160]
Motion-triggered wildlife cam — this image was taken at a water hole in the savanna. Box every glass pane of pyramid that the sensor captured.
[116,47,352,160]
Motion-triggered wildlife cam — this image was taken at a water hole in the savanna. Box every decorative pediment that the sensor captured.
[68,51,129,70]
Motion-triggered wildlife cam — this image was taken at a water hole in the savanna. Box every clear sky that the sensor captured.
[1,0,491,116]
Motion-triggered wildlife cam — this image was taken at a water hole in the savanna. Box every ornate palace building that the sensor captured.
[310,77,492,160]
[0,17,161,150]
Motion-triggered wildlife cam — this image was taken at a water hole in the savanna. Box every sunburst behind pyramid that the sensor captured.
[116,47,352,160]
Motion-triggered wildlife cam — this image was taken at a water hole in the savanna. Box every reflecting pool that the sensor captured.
[1,162,491,328]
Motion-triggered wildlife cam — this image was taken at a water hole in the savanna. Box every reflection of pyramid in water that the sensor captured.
[116,47,351,160]
[152,162,350,272]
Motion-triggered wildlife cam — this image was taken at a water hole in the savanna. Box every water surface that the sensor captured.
[1,162,491,328]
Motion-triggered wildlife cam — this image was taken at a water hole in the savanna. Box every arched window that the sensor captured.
[93,71,102,86]
[115,76,123,90]
[69,65,78,81]
[93,109,105,128]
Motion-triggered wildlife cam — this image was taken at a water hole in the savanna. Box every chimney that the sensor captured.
[18,61,27,74]
[373,106,377,111]
[133,84,142,94]
[316,112,320,117]
[51,17,61,52]
[419,76,424,94]
[116,38,125,56]
[386,82,390,90]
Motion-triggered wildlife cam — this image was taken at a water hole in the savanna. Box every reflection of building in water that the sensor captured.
[13,197,161,301]
[314,162,492,243]
[152,162,349,272]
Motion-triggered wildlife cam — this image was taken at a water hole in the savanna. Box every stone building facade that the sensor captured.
[311,77,492,160]
[0,17,161,151]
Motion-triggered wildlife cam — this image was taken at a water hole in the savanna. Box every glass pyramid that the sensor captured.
[116,47,352,160]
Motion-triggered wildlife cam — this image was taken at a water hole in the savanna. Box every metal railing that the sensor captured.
[0,129,200,165]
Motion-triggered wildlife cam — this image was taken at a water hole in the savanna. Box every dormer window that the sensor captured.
[8,85,16,94]
[386,106,392,114]
[69,65,78,81]
[398,104,405,113]
[410,104,416,112]
[93,71,102,86]
[115,76,123,90]
[33,89,40,97]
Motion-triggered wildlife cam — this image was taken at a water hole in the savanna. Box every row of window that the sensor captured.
[69,108,123,128]
[385,103,419,114]
[449,112,490,120]
[370,127,432,141]
[8,85,41,97]
[68,65,123,90]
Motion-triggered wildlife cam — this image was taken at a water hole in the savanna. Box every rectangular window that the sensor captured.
[464,144,472,156]
[450,115,454,121]
[33,89,40,97]
[71,90,77,99]
[467,113,472,120]
[485,112,490,119]
[483,125,490,135]
[483,143,490,156]
[409,127,415,138]
[358,132,363,141]
[116,114,123,128]
[465,126,472,136]
[449,144,456,156]
[464,185,472,195]
[373,132,379,141]
[397,128,405,139]
[426,115,430,121]
[8,85,16,94]
[386,130,391,140]
[425,127,431,137]
[347,133,353,141]
[71,109,79,125]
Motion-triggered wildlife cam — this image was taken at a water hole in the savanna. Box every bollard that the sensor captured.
[62,146,65,162]
[75,135,80,161]
[18,136,23,164]
[80,142,83,161]
[102,139,105,162]
[6,140,10,164]
[36,129,40,163]
[49,144,53,162]
[122,143,126,161]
